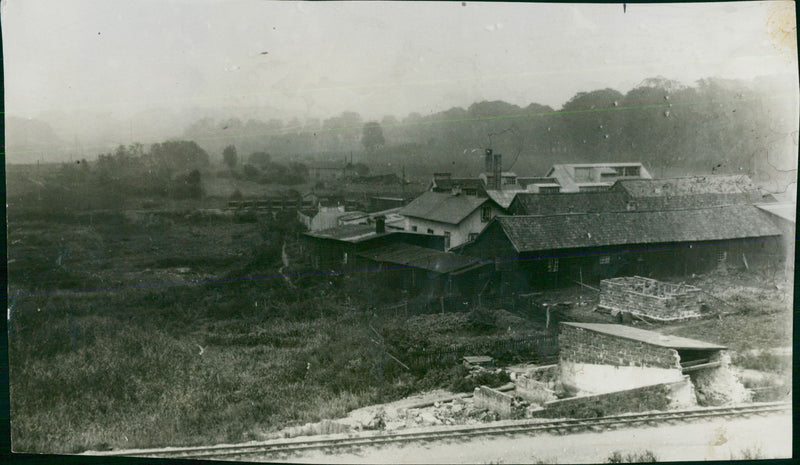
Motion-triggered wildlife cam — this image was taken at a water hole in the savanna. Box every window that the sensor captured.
[547,258,559,273]
[481,206,492,222]
[599,256,611,265]
[342,252,348,265]
[411,225,418,232]
[427,228,434,234]
[444,231,451,249]
[468,233,479,242]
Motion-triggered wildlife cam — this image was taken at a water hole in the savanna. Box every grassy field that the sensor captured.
[7,201,529,453]
[8,167,793,453]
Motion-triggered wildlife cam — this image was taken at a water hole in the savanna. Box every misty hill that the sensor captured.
[175,75,797,183]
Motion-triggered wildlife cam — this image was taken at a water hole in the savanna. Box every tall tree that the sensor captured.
[223,145,238,170]
[362,121,386,154]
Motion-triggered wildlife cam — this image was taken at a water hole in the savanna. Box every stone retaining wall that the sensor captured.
[559,323,680,369]
[532,378,695,419]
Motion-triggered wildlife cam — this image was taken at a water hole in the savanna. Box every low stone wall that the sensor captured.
[473,386,513,418]
[599,276,702,321]
[559,323,680,369]
[515,375,557,405]
[532,378,696,419]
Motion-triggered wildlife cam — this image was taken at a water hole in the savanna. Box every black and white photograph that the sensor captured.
[4,1,797,463]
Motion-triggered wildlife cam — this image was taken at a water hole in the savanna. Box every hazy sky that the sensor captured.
[2,0,797,157]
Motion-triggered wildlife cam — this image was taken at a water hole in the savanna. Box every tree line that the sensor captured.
[181,75,796,181]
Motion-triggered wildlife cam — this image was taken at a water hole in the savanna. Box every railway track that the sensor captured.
[98,402,790,461]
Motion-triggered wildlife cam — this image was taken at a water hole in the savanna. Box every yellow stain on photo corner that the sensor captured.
[766,2,797,62]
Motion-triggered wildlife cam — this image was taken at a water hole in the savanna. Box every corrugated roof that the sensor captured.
[563,323,727,350]
[511,191,629,215]
[304,223,389,243]
[401,191,492,224]
[357,242,488,274]
[495,204,781,252]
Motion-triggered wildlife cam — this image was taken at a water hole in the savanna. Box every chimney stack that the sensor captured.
[484,148,493,173]
[375,215,386,234]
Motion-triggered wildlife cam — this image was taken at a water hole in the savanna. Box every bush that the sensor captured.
[606,450,658,463]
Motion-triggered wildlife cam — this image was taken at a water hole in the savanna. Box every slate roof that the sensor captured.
[562,323,727,350]
[401,191,493,224]
[357,242,489,275]
[493,204,781,253]
[511,191,630,215]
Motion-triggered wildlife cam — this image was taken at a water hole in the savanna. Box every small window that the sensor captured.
[342,252,348,265]
[427,228,434,234]
[468,233,479,242]
[599,256,611,265]
[481,206,492,222]
[411,225,418,232]
[547,258,559,273]
[444,231,451,249]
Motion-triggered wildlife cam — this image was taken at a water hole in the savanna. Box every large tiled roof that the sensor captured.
[401,191,492,224]
[357,242,488,275]
[563,323,727,350]
[511,191,629,215]
[613,175,759,197]
[495,204,781,253]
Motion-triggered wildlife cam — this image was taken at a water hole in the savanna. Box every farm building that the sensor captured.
[429,173,485,197]
[400,191,504,250]
[302,220,445,272]
[756,201,796,280]
[355,242,491,297]
[460,204,783,290]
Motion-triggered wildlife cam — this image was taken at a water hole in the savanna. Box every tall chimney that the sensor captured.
[375,215,386,234]
[484,148,493,173]
[493,153,502,190]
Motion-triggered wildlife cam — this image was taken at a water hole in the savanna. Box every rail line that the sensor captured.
[97,402,790,461]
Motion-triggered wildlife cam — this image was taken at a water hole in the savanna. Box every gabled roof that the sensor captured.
[357,242,488,275]
[401,191,495,224]
[563,323,727,350]
[613,175,759,197]
[485,189,521,209]
[510,191,629,215]
[492,204,781,253]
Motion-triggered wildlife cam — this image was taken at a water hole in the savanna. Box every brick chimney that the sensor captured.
[375,215,386,234]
